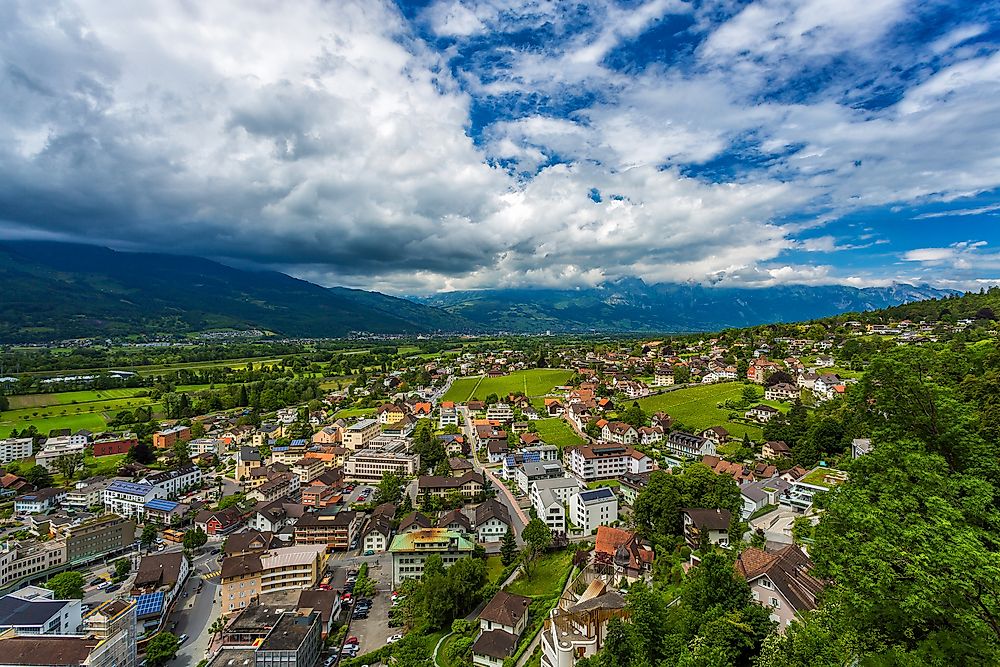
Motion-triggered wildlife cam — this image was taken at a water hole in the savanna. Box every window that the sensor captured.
[770,597,780,608]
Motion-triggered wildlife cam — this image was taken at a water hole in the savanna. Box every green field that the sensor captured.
[442,368,574,403]
[534,418,586,449]
[507,549,574,597]
[636,383,792,440]
[8,388,149,409]
[0,411,110,436]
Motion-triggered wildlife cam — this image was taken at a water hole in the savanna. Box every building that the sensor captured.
[376,403,407,425]
[485,403,514,422]
[84,598,138,667]
[247,472,298,504]
[566,445,652,482]
[780,467,848,513]
[362,513,394,554]
[765,383,799,401]
[617,471,650,507]
[220,545,327,613]
[301,485,339,509]
[294,509,363,551]
[62,514,135,565]
[439,402,459,428]
[132,551,189,607]
[247,500,304,533]
[745,404,780,423]
[152,425,191,449]
[235,446,262,482]
[188,438,225,457]
[851,438,872,458]
[143,465,202,498]
[539,569,627,667]
[0,585,82,635]
[291,457,326,485]
[215,605,322,667]
[474,499,511,543]
[663,431,716,459]
[389,528,475,587]
[195,508,245,536]
[593,526,653,582]
[34,441,86,471]
[600,422,638,445]
[570,488,618,534]
[417,471,484,500]
[255,611,322,667]
[0,439,33,465]
[652,367,675,387]
[102,481,158,520]
[343,449,420,483]
[63,478,114,511]
[530,477,582,534]
[681,508,732,550]
[513,461,565,495]
[735,545,824,631]
[342,419,381,451]
[141,498,187,525]
[472,591,532,667]
[14,488,66,514]
[761,440,791,460]
[740,477,792,519]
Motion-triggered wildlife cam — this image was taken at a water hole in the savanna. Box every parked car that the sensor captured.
[178,634,189,644]
[387,634,404,644]
[363,549,375,556]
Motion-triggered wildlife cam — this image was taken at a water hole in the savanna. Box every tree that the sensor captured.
[209,617,227,646]
[172,440,190,467]
[521,518,553,575]
[190,421,206,438]
[755,608,849,667]
[140,524,159,551]
[46,571,84,599]
[145,631,180,666]
[112,558,131,583]
[374,471,404,505]
[183,527,208,551]
[53,452,85,481]
[765,370,795,387]
[500,529,518,566]
[128,440,156,465]
[23,464,53,489]
[216,493,246,511]
[632,465,741,540]
[621,402,647,429]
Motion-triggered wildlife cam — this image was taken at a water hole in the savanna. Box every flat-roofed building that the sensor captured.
[343,449,420,483]
[389,528,475,587]
[342,419,381,451]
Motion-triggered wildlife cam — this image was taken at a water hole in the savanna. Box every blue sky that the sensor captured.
[0,0,998,293]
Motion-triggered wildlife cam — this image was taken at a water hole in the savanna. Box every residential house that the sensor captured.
[681,508,732,550]
[593,526,654,581]
[513,461,565,495]
[472,591,531,667]
[566,445,652,483]
[745,405,780,423]
[474,499,511,543]
[761,440,791,460]
[600,421,638,445]
[765,383,799,401]
[663,431,716,459]
[617,471,650,506]
[740,477,792,519]
[735,545,824,631]
[220,544,327,612]
[132,551,189,608]
[195,507,245,536]
[530,477,582,534]
[417,472,484,500]
[399,512,432,533]
[14,488,66,514]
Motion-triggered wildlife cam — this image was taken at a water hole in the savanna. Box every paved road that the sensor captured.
[170,549,222,665]
[461,405,528,538]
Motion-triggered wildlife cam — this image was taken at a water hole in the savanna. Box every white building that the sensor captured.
[570,488,618,534]
[0,438,33,465]
[514,461,566,495]
[343,449,420,483]
[486,403,514,422]
[34,439,86,471]
[474,499,512,543]
[14,488,66,514]
[188,438,225,457]
[566,445,652,482]
[0,585,82,635]
[103,481,159,519]
[530,477,582,534]
[142,466,202,498]
[439,403,460,429]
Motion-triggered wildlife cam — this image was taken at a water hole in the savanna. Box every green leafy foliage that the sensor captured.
[46,571,85,599]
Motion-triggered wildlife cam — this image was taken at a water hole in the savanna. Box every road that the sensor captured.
[170,548,222,665]
[459,405,528,539]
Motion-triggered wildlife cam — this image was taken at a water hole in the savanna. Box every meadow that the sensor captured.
[442,368,574,403]
[637,382,793,440]
[534,417,586,449]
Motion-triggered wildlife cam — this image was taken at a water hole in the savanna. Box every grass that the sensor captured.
[53,454,128,486]
[442,368,574,404]
[0,411,110,437]
[506,549,574,597]
[7,388,149,409]
[485,555,505,583]
[637,383,775,440]
[534,418,585,449]
[334,407,375,419]
[588,480,620,490]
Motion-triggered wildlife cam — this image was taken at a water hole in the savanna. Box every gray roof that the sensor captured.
[0,594,70,627]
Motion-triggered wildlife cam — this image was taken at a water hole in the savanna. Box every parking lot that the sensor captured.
[328,552,397,659]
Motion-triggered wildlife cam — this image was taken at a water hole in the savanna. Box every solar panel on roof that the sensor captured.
[579,488,615,503]
[133,591,164,617]
[144,498,179,511]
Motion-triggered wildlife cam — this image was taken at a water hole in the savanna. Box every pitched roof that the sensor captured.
[399,512,431,532]
[478,590,531,627]
[471,629,518,660]
[437,509,472,531]
[133,552,184,590]
[735,545,824,614]
[474,498,510,527]
[681,507,732,530]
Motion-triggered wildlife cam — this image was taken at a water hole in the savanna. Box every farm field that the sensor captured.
[442,368,573,403]
[534,418,586,449]
[637,382,793,440]
[1,411,110,436]
[7,387,149,409]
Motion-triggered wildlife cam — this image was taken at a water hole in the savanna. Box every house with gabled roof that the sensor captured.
[735,545,824,631]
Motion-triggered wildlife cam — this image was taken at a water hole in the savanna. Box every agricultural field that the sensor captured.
[442,368,574,403]
[534,418,586,449]
[637,382,793,440]
[1,391,162,437]
[7,388,148,409]
[0,411,110,436]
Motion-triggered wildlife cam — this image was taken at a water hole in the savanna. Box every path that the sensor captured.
[433,632,453,667]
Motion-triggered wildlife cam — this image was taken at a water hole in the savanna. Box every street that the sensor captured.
[170,548,222,665]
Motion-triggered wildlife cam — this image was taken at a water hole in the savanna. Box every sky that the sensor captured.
[1,0,999,294]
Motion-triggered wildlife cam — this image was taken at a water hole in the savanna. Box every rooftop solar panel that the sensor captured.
[132,591,164,617]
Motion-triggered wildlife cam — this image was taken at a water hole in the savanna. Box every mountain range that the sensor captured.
[0,241,958,341]
[414,279,958,333]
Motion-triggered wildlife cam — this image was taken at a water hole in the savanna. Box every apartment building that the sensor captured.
[513,461,565,495]
[91,433,137,457]
[247,472,299,504]
[570,488,619,534]
[188,438,225,457]
[0,438,33,465]
[566,445,652,482]
[439,402,459,429]
[294,509,362,551]
[0,585,83,635]
[143,465,202,497]
[220,544,327,613]
[416,472,484,500]
[290,457,326,485]
[34,440,86,471]
[664,431,716,459]
[530,477,582,534]
[103,481,159,519]
[389,528,475,587]
[342,419,381,451]
[152,425,191,449]
[0,540,67,590]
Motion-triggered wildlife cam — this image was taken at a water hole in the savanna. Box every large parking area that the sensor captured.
[327,553,397,662]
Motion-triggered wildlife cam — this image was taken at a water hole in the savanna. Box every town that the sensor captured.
[0,301,992,667]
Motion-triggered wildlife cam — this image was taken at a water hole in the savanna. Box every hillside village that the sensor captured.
[0,305,994,667]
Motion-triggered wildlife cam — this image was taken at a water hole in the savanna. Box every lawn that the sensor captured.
[0,411,110,437]
[637,383,777,440]
[7,388,148,409]
[507,549,574,597]
[53,454,128,486]
[485,555,505,583]
[534,418,585,449]
[0,395,159,437]
[442,368,574,403]
[334,407,375,419]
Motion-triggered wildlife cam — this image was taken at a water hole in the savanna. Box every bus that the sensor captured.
[162,529,185,544]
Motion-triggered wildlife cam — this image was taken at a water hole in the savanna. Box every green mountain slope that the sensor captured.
[0,241,470,341]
